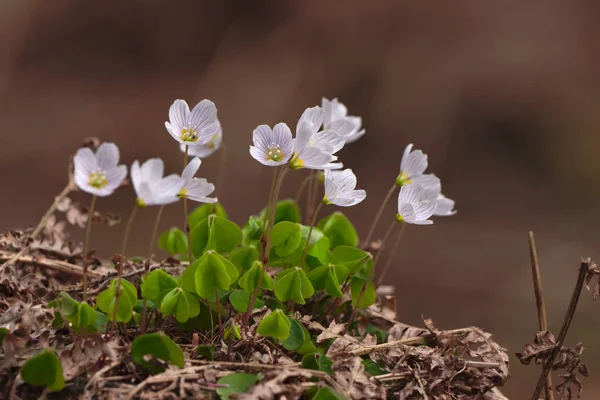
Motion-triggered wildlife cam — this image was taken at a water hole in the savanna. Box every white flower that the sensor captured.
[396,144,440,188]
[179,157,218,203]
[249,123,294,166]
[322,97,365,143]
[323,169,366,207]
[165,99,219,145]
[433,194,456,216]
[131,158,185,207]
[74,142,127,197]
[289,106,344,170]
[396,184,436,225]
[181,120,223,158]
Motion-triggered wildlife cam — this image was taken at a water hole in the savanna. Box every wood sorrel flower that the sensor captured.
[179,157,217,203]
[322,97,365,144]
[289,106,344,170]
[131,158,184,207]
[74,142,127,197]
[396,184,436,225]
[181,120,222,158]
[249,123,294,166]
[323,169,366,207]
[396,144,440,188]
[165,99,219,145]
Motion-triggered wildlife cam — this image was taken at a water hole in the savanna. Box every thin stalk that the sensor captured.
[121,204,139,256]
[261,168,280,237]
[531,260,589,400]
[295,173,312,204]
[301,201,324,267]
[0,181,75,270]
[376,223,406,286]
[264,167,289,256]
[528,231,554,400]
[110,259,124,338]
[215,291,223,339]
[345,265,375,334]
[306,171,315,223]
[183,145,193,263]
[216,142,227,196]
[82,195,97,302]
[372,219,397,269]
[363,182,397,247]
[140,205,164,333]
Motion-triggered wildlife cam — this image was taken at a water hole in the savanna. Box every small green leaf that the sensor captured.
[216,373,258,400]
[331,247,372,275]
[243,215,263,243]
[274,199,302,224]
[238,261,273,292]
[302,353,333,374]
[194,251,239,298]
[189,203,227,229]
[190,216,210,257]
[229,246,259,275]
[317,212,358,248]
[257,309,291,341]
[76,302,97,329]
[274,267,315,305]
[131,332,184,374]
[20,349,65,392]
[229,290,264,313]
[270,221,302,257]
[207,215,243,254]
[363,360,386,376]
[350,277,376,308]
[282,318,305,351]
[195,344,215,360]
[91,310,109,333]
[157,227,188,256]
[224,323,242,341]
[159,288,200,323]
[307,264,349,298]
[141,269,178,302]
[307,236,331,265]
[96,279,138,322]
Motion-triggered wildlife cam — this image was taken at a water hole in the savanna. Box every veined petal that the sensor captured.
[412,174,440,190]
[334,169,357,192]
[345,128,366,144]
[414,200,436,221]
[273,123,294,161]
[321,98,347,127]
[329,190,366,207]
[328,118,356,138]
[184,178,217,203]
[130,160,142,197]
[152,174,185,205]
[297,106,323,134]
[165,122,182,142]
[403,149,428,177]
[96,142,120,170]
[252,125,273,152]
[398,184,421,209]
[399,204,417,224]
[182,157,201,184]
[312,129,345,154]
[74,148,97,177]
[294,120,314,152]
[188,100,217,132]
[168,99,190,132]
[140,158,165,182]
[104,165,128,191]
[400,144,413,174]
[434,195,456,216]
[295,147,337,170]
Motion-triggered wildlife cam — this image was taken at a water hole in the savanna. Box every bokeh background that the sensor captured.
[2,1,600,397]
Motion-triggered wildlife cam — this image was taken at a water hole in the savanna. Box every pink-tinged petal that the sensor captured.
[96,143,120,170]
[182,158,201,184]
[168,99,190,132]
[140,158,164,182]
[74,148,97,176]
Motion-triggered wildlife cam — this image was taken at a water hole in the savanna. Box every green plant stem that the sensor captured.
[345,266,375,334]
[261,168,279,240]
[216,142,227,196]
[110,259,123,338]
[301,201,324,268]
[295,173,312,205]
[305,171,315,224]
[372,219,397,270]
[264,167,289,257]
[215,291,223,339]
[121,203,138,256]
[375,222,406,286]
[147,205,164,262]
[82,195,97,302]
[183,146,193,263]
[140,205,164,333]
[363,182,397,247]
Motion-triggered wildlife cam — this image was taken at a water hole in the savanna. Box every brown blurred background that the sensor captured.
[2,0,600,397]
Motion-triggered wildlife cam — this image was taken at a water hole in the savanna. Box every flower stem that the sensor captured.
[295,173,312,204]
[261,168,279,240]
[345,266,375,334]
[375,222,406,286]
[372,219,397,270]
[301,201,324,268]
[0,180,75,271]
[121,203,138,256]
[147,205,164,262]
[82,195,97,302]
[215,290,223,339]
[183,145,193,263]
[265,167,289,256]
[216,142,227,197]
[363,182,397,247]
[305,171,316,223]
[110,258,124,338]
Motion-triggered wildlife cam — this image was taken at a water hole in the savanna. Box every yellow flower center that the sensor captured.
[88,170,108,189]
[136,198,147,208]
[395,213,405,223]
[395,172,411,187]
[266,146,284,162]
[289,152,304,169]
[180,128,198,143]
[178,187,188,198]
[207,134,219,149]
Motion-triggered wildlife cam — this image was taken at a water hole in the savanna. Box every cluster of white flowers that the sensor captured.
[249,98,367,208]
[395,144,456,225]
[74,100,219,207]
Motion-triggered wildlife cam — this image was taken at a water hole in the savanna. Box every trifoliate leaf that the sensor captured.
[274,199,302,224]
[194,251,239,298]
[350,276,377,309]
[307,263,349,298]
[157,227,188,256]
[229,290,265,313]
[141,269,178,302]
[307,236,331,266]
[238,261,273,292]
[317,211,359,248]
[195,344,215,360]
[159,288,200,323]
[257,309,291,341]
[229,246,259,275]
[331,246,372,275]
[189,203,227,229]
[20,349,65,392]
[224,323,242,342]
[270,221,302,257]
[243,215,263,243]
[282,318,306,351]
[274,267,314,305]
[96,279,137,322]
[216,373,258,400]
[131,332,184,374]
[190,216,210,257]
[206,215,243,254]
[302,353,333,374]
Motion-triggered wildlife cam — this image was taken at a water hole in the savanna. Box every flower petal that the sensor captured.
[297,106,323,134]
[182,157,201,184]
[74,148,97,177]
[151,174,185,205]
[141,158,165,182]
[96,143,120,170]
[104,165,128,191]
[185,178,217,203]
[168,99,190,132]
